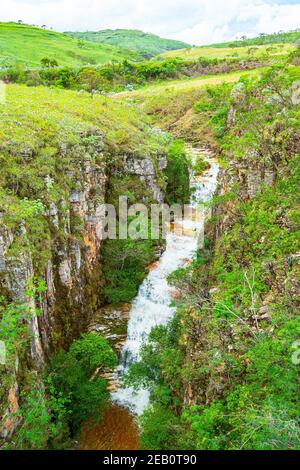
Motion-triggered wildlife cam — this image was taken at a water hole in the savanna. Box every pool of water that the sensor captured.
[79,404,140,450]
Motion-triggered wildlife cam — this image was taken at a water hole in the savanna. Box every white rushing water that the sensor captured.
[111,147,219,415]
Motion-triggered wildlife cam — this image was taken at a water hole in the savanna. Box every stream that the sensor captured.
[79,146,219,450]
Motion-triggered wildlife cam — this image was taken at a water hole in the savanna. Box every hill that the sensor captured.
[158,42,294,61]
[0,22,137,68]
[208,29,300,48]
[65,29,190,58]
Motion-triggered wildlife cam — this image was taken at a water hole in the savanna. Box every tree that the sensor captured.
[41,57,51,68]
[164,140,190,205]
[49,333,116,433]
[49,59,58,68]
[77,39,85,49]
[78,67,102,93]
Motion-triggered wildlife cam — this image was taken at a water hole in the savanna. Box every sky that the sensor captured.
[1,0,300,45]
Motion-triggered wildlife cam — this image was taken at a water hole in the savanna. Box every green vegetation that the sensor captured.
[0,22,137,68]
[193,154,208,176]
[7,372,70,450]
[0,280,46,426]
[164,140,190,205]
[49,333,116,434]
[1,57,258,93]
[0,58,186,91]
[0,81,171,448]
[102,175,162,304]
[0,83,169,266]
[209,29,300,48]
[159,30,300,63]
[158,43,294,61]
[6,333,116,449]
[126,65,300,450]
[101,136,191,304]
[127,68,265,100]
[1,20,300,451]
[65,29,190,59]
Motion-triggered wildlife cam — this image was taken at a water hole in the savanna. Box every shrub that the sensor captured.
[164,140,190,205]
[49,333,116,433]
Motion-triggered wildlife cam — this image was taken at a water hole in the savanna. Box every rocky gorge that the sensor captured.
[0,60,299,450]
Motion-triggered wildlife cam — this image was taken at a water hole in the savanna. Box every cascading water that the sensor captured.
[111,146,219,415]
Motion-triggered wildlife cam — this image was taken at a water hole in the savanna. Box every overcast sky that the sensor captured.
[1,0,300,45]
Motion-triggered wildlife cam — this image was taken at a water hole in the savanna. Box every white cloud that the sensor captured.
[1,0,299,45]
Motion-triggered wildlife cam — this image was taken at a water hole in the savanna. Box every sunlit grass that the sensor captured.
[158,43,294,61]
[0,22,135,68]
[121,68,265,99]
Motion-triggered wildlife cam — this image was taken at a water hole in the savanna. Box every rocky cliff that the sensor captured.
[0,84,168,442]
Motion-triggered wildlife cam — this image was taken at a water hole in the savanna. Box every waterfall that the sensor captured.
[111,146,219,415]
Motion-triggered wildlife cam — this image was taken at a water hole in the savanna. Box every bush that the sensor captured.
[193,154,208,176]
[165,140,190,205]
[49,333,116,433]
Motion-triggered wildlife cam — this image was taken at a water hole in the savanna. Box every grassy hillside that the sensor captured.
[209,29,300,48]
[0,22,137,68]
[65,29,190,58]
[117,68,265,99]
[159,43,294,61]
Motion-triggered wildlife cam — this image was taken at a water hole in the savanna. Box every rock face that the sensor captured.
[124,155,167,203]
[0,131,166,440]
[214,152,276,238]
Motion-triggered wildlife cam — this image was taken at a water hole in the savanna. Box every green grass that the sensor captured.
[158,43,294,61]
[0,22,137,68]
[120,68,265,98]
[0,82,161,154]
[208,30,300,48]
[65,29,190,59]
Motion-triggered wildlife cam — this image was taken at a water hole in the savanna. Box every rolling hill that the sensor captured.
[158,43,294,61]
[208,29,300,48]
[0,22,137,68]
[65,29,190,58]
[158,29,299,61]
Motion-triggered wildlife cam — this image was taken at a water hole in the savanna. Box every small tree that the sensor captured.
[49,59,58,68]
[78,67,102,93]
[49,333,116,433]
[41,57,51,68]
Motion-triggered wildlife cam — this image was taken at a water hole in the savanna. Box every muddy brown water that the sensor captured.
[79,404,140,450]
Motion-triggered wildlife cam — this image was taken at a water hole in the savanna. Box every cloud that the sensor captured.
[171,0,300,44]
[1,0,299,44]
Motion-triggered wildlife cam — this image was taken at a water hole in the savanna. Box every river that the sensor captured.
[79,145,219,450]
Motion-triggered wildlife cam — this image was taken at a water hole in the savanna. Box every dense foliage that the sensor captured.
[0,54,275,94]
[102,174,161,304]
[49,333,116,434]
[164,140,191,205]
[4,333,116,449]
